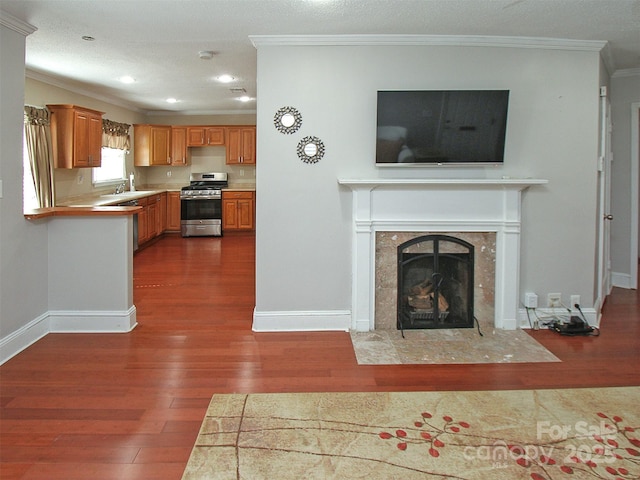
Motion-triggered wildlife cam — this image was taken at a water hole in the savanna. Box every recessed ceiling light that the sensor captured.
[119,76,135,84]
[81,35,95,41]
[166,98,178,104]
[217,74,235,83]
[237,96,252,103]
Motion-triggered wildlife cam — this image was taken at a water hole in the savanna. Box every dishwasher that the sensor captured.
[117,200,139,251]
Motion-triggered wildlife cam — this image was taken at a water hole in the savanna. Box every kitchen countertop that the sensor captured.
[24,205,142,220]
[28,183,256,220]
[55,184,256,207]
[56,189,168,207]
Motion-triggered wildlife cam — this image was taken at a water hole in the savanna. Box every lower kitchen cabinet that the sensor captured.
[137,196,149,245]
[166,191,181,231]
[222,191,255,231]
[136,193,170,248]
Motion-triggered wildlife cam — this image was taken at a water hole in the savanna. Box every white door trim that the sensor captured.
[630,102,639,289]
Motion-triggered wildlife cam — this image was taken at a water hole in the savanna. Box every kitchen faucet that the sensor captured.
[115,182,126,194]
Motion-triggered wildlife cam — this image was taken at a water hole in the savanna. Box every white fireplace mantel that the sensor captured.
[338,178,548,331]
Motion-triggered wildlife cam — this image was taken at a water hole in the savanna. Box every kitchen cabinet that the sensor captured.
[144,193,166,239]
[166,191,181,231]
[48,104,104,168]
[171,127,189,166]
[157,193,167,234]
[187,126,225,146]
[222,191,255,230]
[137,196,149,245]
[147,199,158,240]
[134,124,172,166]
[225,127,256,164]
[133,193,172,248]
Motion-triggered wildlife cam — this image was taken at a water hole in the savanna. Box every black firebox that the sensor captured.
[397,234,474,334]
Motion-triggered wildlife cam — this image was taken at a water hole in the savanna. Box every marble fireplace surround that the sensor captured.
[338,178,547,332]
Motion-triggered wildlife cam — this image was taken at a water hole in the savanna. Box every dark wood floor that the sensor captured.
[1,233,638,479]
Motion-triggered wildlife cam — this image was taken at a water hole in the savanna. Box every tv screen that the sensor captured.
[376,90,509,166]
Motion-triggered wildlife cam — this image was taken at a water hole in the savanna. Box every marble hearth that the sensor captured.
[338,178,547,332]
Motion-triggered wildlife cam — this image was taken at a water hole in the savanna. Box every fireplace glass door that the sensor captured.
[397,235,474,331]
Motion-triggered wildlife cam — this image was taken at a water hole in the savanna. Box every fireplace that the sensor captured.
[338,177,547,331]
[397,234,474,332]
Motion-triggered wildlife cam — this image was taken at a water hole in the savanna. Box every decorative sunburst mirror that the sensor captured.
[297,136,325,164]
[273,106,302,134]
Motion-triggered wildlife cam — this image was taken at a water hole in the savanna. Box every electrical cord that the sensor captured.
[575,303,600,337]
[524,306,536,329]
[474,316,484,337]
[533,307,569,326]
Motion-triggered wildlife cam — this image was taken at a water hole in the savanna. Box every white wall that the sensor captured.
[254,39,602,327]
[610,71,640,288]
[0,16,50,355]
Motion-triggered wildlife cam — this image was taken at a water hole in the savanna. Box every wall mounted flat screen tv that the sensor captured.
[376,90,509,166]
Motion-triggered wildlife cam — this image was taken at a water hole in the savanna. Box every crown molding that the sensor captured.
[250,34,607,53]
[0,11,37,36]
[251,34,613,75]
[612,67,640,78]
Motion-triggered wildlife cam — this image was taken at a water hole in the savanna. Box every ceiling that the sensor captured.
[2,0,639,115]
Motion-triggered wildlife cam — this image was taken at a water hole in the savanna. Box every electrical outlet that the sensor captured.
[570,295,581,308]
[547,293,562,308]
[77,174,83,185]
[167,170,172,177]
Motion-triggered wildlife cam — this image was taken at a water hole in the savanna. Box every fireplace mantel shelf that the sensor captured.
[338,178,548,190]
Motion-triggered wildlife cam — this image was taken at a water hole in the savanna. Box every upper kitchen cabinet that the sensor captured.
[225,126,256,165]
[135,125,190,166]
[171,126,189,166]
[48,104,104,168]
[186,126,225,147]
[134,124,172,166]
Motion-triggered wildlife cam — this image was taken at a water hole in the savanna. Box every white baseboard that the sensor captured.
[611,272,632,289]
[518,307,599,329]
[252,308,351,332]
[49,306,137,333]
[0,313,49,365]
[0,306,138,365]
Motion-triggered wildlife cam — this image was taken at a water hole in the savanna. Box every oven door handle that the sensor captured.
[180,195,221,200]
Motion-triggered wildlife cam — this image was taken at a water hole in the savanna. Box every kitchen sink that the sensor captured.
[100,191,152,200]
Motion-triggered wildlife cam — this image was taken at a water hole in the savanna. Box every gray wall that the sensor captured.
[254,41,603,322]
[610,72,640,286]
[0,19,49,345]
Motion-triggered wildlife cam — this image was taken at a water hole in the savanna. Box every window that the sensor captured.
[93,147,126,185]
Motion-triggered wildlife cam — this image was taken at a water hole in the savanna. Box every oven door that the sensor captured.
[181,195,223,237]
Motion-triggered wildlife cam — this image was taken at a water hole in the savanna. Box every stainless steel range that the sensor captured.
[180,172,228,237]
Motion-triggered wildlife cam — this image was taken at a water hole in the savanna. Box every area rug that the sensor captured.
[182,387,639,479]
[350,328,560,364]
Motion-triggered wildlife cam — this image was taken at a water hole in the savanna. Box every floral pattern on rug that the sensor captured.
[182,388,639,479]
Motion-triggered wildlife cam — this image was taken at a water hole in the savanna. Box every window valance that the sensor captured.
[102,119,131,150]
[24,105,51,126]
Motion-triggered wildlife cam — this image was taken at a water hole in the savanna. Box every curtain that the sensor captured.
[24,106,55,208]
[102,119,131,150]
